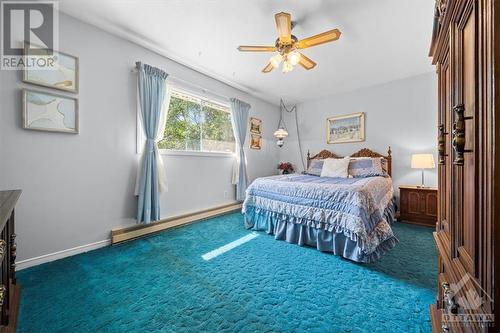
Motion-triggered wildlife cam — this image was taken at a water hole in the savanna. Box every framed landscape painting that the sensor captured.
[327,112,365,144]
[23,43,79,93]
[250,117,262,134]
[22,89,79,134]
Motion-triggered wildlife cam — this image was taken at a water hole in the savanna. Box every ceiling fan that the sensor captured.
[237,12,341,73]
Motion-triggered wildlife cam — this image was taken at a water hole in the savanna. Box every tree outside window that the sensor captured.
[158,91,235,153]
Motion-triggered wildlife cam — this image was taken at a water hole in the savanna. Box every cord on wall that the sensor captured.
[293,105,306,171]
[280,99,306,171]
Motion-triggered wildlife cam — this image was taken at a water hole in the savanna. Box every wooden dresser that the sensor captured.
[0,191,20,333]
[428,0,499,331]
[399,185,438,227]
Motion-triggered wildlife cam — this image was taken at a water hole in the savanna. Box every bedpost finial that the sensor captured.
[388,146,392,157]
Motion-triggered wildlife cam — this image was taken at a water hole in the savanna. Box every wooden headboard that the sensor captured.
[306,147,393,176]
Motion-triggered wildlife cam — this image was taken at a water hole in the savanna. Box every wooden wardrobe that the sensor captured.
[429,0,499,332]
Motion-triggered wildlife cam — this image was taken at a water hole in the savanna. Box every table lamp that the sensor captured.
[411,154,435,188]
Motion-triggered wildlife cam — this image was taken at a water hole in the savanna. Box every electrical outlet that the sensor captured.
[223,190,228,199]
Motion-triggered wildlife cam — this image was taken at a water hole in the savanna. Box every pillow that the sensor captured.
[350,157,390,176]
[306,159,324,176]
[320,157,350,178]
[348,157,387,178]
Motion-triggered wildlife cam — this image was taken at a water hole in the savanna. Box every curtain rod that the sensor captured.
[131,67,231,102]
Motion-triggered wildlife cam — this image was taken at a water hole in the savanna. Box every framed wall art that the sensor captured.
[250,117,262,134]
[326,112,365,144]
[250,134,262,150]
[22,89,79,134]
[23,42,79,93]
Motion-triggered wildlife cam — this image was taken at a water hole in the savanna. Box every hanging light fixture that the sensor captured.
[274,127,289,139]
[273,98,307,171]
[274,128,288,147]
[274,99,292,147]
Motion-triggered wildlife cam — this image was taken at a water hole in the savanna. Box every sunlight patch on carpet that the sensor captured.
[202,232,258,261]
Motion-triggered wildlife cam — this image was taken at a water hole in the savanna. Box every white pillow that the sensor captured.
[320,157,350,178]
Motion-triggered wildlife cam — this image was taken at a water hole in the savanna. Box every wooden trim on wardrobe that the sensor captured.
[492,0,499,325]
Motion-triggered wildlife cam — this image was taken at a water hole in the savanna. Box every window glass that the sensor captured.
[158,90,235,153]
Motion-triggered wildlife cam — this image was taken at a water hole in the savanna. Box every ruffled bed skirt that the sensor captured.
[244,200,398,263]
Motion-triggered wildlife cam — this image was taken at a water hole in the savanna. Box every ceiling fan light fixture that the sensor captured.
[270,53,283,68]
[237,12,340,73]
[287,50,300,66]
[282,60,294,73]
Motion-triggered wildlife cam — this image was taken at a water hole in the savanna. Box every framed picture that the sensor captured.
[250,117,262,134]
[250,134,262,150]
[327,112,365,144]
[23,42,79,93]
[22,89,79,134]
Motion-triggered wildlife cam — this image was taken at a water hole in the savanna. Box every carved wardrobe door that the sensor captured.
[452,0,477,296]
[430,0,497,332]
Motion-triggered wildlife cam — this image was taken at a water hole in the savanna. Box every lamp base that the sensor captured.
[417,169,426,188]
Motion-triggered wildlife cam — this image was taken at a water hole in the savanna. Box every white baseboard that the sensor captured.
[111,202,242,244]
[16,204,241,270]
[16,239,110,271]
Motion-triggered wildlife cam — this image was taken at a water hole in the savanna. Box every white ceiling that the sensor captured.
[59,0,435,105]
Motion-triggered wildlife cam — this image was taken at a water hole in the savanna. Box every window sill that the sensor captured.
[159,150,235,158]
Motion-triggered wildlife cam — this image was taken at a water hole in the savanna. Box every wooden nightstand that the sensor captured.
[398,185,438,227]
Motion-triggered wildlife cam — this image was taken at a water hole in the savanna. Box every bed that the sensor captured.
[242,147,397,263]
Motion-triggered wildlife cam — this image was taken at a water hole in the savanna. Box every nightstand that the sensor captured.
[398,185,438,227]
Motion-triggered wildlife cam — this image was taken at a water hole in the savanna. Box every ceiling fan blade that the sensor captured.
[295,28,341,49]
[262,62,274,73]
[275,12,292,44]
[298,53,317,70]
[237,45,277,52]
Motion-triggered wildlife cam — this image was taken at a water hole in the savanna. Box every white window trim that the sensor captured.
[170,88,231,112]
[159,150,235,158]
[136,83,235,157]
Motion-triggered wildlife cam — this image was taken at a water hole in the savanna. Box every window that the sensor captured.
[158,89,235,154]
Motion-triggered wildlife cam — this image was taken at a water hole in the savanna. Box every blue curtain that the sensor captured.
[230,98,251,201]
[136,62,168,223]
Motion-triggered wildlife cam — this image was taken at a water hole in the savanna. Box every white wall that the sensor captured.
[0,13,280,262]
[279,73,437,199]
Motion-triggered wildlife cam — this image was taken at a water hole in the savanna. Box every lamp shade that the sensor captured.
[411,154,435,169]
[274,128,289,139]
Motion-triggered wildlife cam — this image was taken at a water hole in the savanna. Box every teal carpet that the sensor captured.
[18,213,436,333]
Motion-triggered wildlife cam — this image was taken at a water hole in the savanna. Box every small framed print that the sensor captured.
[23,42,79,93]
[22,89,79,134]
[250,134,262,150]
[250,117,262,134]
[327,112,365,144]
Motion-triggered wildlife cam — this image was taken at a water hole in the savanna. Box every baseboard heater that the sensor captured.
[111,202,242,244]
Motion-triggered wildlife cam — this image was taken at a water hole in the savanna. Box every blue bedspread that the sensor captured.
[242,174,397,259]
